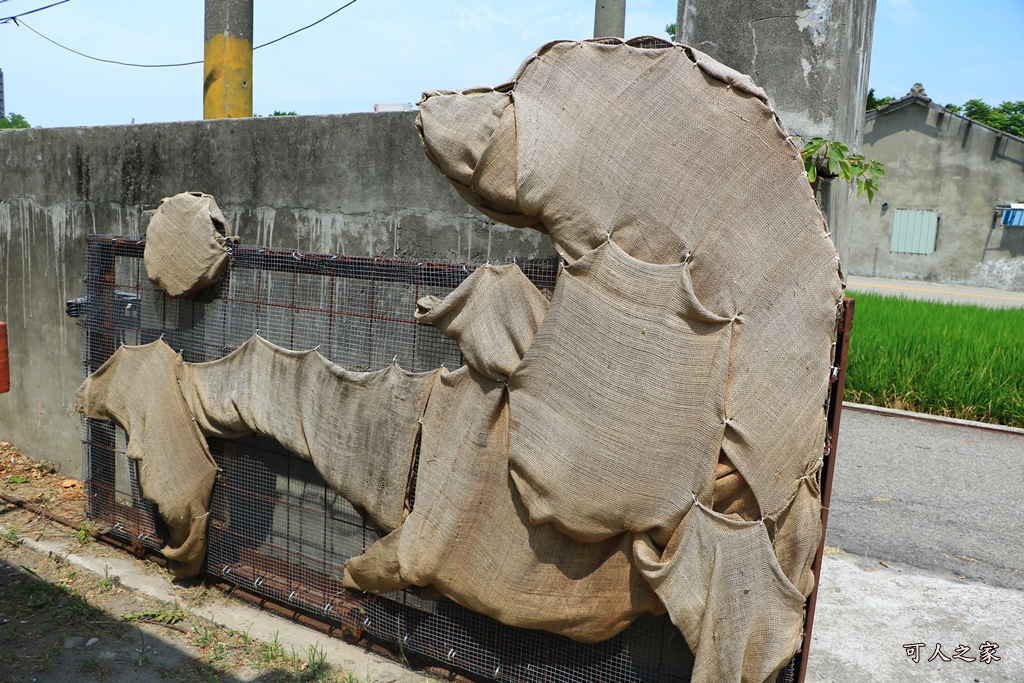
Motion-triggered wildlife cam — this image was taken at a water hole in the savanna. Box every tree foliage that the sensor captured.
[0,113,30,129]
[665,23,676,41]
[956,99,1024,138]
[872,90,1024,138]
[801,137,885,203]
[866,88,894,111]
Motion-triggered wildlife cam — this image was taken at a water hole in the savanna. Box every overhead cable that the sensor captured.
[252,0,359,50]
[5,0,361,68]
[17,20,203,67]
[0,0,70,24]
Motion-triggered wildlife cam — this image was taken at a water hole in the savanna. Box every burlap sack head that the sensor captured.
[417,37,816,271]
[144,191,234,298]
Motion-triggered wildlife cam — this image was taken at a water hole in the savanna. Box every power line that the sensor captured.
[6,0,362,68]
[0,0,70,24]
[18,20,203,66]
[17,20,203,67]
[253,0,359,50]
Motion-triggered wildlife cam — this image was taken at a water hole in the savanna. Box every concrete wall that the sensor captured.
[0,112,554,477]
[677,0,876,144]
[677,0,877,266]
[847,102,1024,288]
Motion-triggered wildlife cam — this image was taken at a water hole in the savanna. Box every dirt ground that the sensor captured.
[0,442,365,683]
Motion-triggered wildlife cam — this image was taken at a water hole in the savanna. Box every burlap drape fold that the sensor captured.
[633,502,806,683]
[180,335,437,533]
[507,240,732,544]
[416,263,550,382]
[345,366,663,642]
[74,340,218,577]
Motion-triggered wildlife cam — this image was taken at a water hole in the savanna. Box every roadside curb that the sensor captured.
[843,402,1024,437]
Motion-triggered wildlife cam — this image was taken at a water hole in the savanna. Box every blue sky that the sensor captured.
[1,0,1022,129]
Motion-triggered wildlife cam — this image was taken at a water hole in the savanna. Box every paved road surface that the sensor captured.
[808,551,1023,682]
[806,406,1024,681]
[846,276,1024,308]
[826,406,1024,591]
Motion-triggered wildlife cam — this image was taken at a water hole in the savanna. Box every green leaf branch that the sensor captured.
[801,137,885,203]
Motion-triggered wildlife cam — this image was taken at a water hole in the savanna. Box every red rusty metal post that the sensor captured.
[794,297,856,682]
[0,321,9,393]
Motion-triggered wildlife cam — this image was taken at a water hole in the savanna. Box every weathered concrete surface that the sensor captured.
[0,113,553,477]
[807,552,1023,682]
[676,0,877,278]
[847,95,1024,290]
[676,0,876,143]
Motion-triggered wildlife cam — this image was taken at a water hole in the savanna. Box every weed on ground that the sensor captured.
[0,444,373,683]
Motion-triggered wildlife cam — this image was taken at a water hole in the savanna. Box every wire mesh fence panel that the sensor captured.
[78,234,700,683]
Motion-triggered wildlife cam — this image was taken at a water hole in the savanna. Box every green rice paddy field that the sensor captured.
[844,292,1024,428]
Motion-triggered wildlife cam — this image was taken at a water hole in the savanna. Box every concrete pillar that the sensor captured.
[204,0,254,119]
[594,0,626,38]
[676,0,877,267]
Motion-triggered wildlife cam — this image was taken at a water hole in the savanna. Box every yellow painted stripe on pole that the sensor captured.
[203,33,253,119]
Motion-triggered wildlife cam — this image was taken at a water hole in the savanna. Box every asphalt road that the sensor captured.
[825,406,1024,591]
[807,405,1024,682]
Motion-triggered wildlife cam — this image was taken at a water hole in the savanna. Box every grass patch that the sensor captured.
[845,293,1024,427]
[74,521,95,545]
[122,606,187,625]
[80,655,113,679]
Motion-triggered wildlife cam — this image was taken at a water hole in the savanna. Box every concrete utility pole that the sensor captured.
[594,0,626,38]
[675,0,877,267]
[204,0,254,119]
[1,68,5,119]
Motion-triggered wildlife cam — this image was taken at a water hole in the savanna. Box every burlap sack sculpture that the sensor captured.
[414,37,842,683]
[76,36,841,683]
[144,191,236,298]
[179,335,437,533]
[74,340,218,577]
[415,263,551,381]
[344,365,663,642]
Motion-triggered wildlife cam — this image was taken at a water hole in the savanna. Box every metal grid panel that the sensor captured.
[78,235,702,683]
